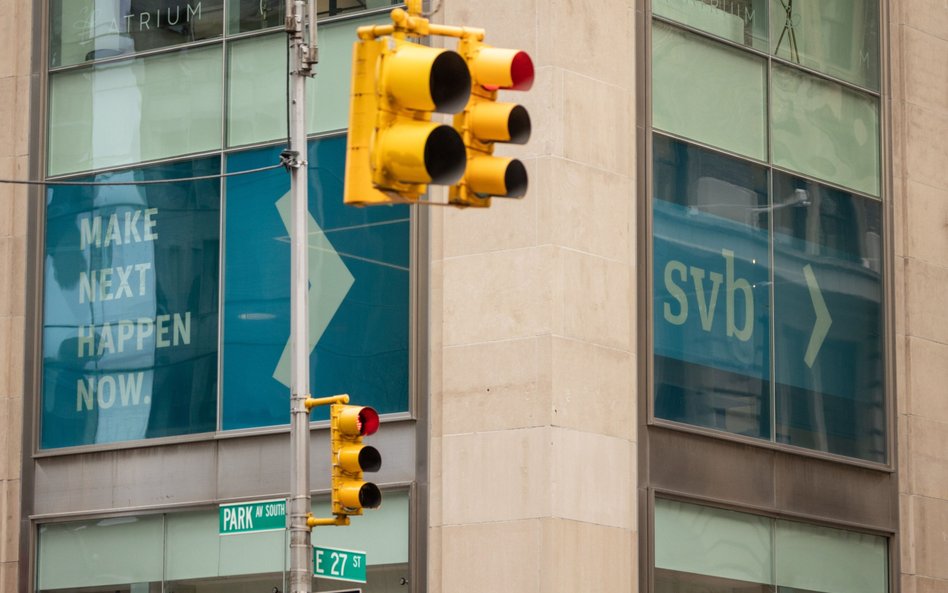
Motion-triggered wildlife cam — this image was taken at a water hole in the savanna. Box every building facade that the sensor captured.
[0,0,946,591]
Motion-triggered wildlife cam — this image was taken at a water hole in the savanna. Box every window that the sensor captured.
[36,491,411,593]
[654,499,888,593]
[650,0,886,463]
[40,0,411,449]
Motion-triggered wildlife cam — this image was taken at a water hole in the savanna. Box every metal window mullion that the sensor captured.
[766,45,778,446]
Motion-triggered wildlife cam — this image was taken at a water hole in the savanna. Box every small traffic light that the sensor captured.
[450,40,534,207]
[344,36,472,206]
[330,403,382,515]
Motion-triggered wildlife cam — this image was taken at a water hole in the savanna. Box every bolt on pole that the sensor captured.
[286,0,317,591]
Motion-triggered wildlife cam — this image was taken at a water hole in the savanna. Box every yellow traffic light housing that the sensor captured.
[330,403,382,515]
[344,35,471,206]
[450,41,534,208]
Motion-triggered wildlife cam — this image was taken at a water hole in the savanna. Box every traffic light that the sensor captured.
[344,36,472,206]
[330,403,382,515]
[450,39,534,207]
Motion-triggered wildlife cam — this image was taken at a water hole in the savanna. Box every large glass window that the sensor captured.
[650,0,885,463]
[772,172,884,462]
[41,3,412,449]
[654,499,888,593]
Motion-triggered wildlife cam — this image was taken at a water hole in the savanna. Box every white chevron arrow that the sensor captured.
[803,264,831,369]
[272,191,354,387]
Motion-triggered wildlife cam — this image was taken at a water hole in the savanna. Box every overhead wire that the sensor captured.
[0,162,286,187]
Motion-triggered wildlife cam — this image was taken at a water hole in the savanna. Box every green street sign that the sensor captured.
[219,499,287,535]
[314,545,367,583]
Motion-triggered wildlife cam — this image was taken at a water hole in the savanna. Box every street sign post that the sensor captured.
[219,499,287,535]
[314,545,367,583]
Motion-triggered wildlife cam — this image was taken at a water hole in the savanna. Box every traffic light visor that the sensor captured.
[467,156,528,198]
[382,42,471,113]
[473,48,534,91]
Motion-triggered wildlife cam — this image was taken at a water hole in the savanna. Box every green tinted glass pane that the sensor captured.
[165,510,220,580]
[227,33,286,147]
[653,0,768,50]
[655,499,774,585]
[652,21,767,160]
[770,0,879,90]
[37,516,164,590]
[227,15,383,147]
[48,46,223,176]
[166,508,288,579]
[228,0,397,33]
[775,520,887,593]
[771,65,880,196]
[50,0,224,68]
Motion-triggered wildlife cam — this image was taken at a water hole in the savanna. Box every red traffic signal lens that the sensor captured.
[358,407,380,436]
[474,48,535,92]
[508,51,534,91]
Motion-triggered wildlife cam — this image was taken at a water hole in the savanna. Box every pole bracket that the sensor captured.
[306,513,350,528]
[280,150,305,171]
[304,393,349,412]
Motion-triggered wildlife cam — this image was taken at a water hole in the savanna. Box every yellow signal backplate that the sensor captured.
[344,38,410,206]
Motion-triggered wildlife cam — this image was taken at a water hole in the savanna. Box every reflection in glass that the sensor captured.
[772,173,885,462]
[652,21,768,161]
[50,0,224,68]
[771,64,880,197]
[41,158,220,449]
[227,0,398,34]
[653,0,768,50]
[48,46,223,176]
[653,134,771,439]
[770,0,879,90]
[222,136,409,429]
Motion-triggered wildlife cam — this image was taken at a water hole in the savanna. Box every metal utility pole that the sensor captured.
[285,0,318,590]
